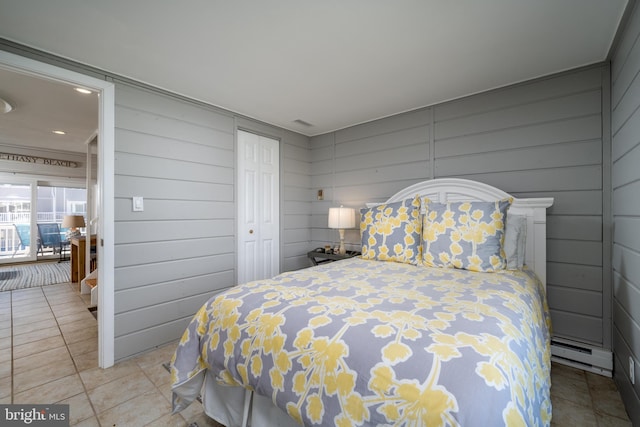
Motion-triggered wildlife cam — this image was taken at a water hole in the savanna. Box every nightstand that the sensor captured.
[307,250,361,266]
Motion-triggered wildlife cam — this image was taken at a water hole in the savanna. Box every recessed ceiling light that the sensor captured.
[74,87,92,94]
[52,130,66,135]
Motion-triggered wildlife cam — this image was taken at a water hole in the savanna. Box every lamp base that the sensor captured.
[338,229,346,255]
[66,229,81,240]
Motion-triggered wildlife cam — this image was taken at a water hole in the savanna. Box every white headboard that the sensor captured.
[382,178,554,287]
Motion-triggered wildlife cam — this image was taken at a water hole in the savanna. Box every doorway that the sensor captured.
[237,129,280,284]
[0,50,115,368]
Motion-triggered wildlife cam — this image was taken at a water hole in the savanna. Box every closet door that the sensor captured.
[237,130,279,284]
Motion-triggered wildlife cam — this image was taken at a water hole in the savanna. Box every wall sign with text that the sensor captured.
[0,152,78,168]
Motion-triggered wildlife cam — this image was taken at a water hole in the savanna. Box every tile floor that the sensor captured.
[0,281,633,426]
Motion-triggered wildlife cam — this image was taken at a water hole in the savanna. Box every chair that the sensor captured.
[58,226,71,261]
[12,224,32,258]
[37,223,70,261]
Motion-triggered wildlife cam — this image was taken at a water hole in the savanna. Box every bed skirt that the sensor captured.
[201,371,299,427]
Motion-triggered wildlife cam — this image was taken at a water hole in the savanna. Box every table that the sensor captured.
[307,250,360,266]
[70,235,97,286]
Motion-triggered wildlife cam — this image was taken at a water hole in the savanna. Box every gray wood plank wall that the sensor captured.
[0,37,621,384]
[611,0,640,422]
[113,83,311,361]
[311,64,610,349]
[0,39,314,362]
[310,109,432,255]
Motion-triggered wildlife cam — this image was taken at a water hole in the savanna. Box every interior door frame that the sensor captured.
[0,50,116,368]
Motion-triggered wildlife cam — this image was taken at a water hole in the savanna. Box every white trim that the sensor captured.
[98,83,115,368]
[380,178,554,287]
[0,50,116,368]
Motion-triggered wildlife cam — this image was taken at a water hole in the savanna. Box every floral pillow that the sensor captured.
[360,197,422,265]
[422,198,512,272]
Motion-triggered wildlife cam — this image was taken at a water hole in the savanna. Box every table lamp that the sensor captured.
[328,206,355,255]
[62,215,85,238]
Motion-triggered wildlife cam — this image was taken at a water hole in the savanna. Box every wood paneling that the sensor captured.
[435,115,601,158]
[547,262,603,292]
[435,67,603,121]
[613,217,640,252]
[549,309,603,344]
[435,66,607,345]
[435,91,602,141]
[613,144,640,188]
[113,84,311,361]
[311,63,609,347]
[309,110,431,252]
[547,286,603,317]
[611,1,640,420]
[547,215,602,241]
[115,270,235,313]
[436,139,601,176]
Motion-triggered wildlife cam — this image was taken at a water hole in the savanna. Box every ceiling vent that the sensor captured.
[293,119,313,127]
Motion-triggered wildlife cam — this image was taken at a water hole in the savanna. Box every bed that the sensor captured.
[170,178,554,427]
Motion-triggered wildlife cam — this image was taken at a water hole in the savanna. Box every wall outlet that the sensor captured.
[630,356,635,385]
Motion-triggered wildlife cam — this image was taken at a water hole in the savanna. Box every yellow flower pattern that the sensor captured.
[422,198,512,272]
[171,258,551,426]
[360,197,422,265]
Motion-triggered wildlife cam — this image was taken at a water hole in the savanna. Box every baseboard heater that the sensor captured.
[551,337,612,377]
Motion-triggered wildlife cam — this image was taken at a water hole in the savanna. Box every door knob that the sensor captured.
[249,229,254,234]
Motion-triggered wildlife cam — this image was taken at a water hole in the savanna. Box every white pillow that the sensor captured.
[504,214,526,270]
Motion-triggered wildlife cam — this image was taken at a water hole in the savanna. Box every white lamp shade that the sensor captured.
[328,206,355,229]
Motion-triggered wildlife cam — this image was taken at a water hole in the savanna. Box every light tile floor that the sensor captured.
[0,282,633,426]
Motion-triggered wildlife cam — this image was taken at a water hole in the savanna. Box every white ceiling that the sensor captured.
[0,68,98,154]
[0,0,629,150]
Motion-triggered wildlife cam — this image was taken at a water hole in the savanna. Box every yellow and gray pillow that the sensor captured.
[421,198,512,272]
[360,197,422,265]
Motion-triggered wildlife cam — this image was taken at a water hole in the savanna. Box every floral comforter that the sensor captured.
[171,257,552,426]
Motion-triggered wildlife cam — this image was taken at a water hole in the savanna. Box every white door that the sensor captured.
[237,130,280,284]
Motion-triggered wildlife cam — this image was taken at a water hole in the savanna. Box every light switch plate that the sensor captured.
[132,196,144,212]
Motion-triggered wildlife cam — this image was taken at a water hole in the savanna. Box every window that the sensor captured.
[0,183,86,262]
[36,185,87,223]
[68,201,87,215]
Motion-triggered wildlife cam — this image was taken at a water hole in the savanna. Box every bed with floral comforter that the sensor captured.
[171,257,551,427]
